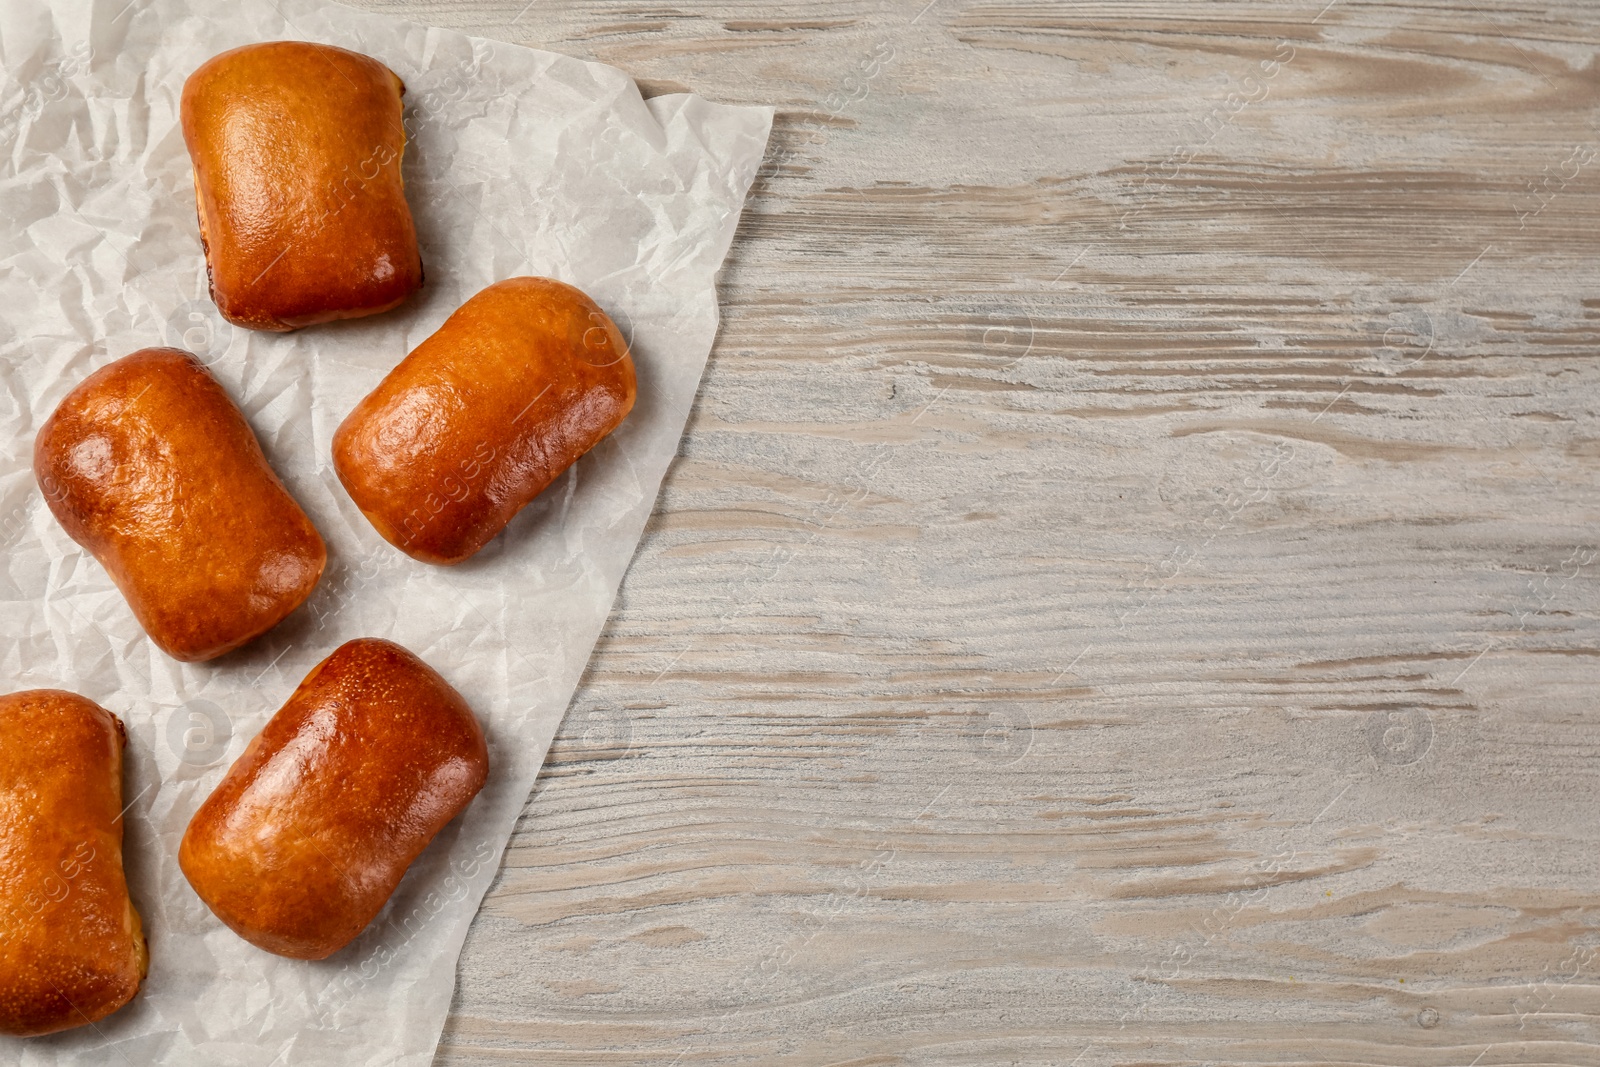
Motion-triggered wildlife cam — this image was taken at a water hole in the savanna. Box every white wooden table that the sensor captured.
[348,1,1600,1062]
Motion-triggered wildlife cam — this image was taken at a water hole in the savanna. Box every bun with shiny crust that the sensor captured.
[181,41,423,331]
[34,347,326,662]
[333,277,637,565]
[0,689,147,1037]
[180,639,489,959]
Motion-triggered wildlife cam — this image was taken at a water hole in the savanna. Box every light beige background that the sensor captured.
[350,1,1600,1063]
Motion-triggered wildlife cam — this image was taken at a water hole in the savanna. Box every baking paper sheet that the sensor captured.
[0,0,771,1062]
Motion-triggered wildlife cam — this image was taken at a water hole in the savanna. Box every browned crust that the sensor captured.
[332,277,638,564]
[33,348,326,661]
[180,41,422,331]
[0,690,145,1037]
[179,639,489,959]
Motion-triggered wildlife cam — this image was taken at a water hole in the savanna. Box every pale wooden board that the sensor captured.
[344,1,1600,1063]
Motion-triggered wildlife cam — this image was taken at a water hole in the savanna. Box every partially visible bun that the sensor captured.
[0,690,147,1037]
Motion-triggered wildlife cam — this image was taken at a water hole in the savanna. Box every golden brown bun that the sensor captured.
[332,277,637,564]
[0,690,147,1037]
[179,638,489,959]
[34,348,326,662]
[181,41,422,331]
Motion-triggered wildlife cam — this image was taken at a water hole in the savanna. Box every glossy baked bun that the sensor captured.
[34,348,326,662]
[332,277,637,564]
[0,690,147,1037]
[179,638,489,959]
[181,41,423,331]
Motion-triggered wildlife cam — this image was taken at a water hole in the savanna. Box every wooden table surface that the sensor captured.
[347,1,1600,1063]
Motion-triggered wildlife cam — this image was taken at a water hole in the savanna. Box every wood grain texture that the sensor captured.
[344,1,1600,1062]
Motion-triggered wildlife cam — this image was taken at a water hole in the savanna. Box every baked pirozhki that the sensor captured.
[332,277,636,564]
[179,638,489,959]
[34,348,326,662]
[181,41,423,331]
[0,690,147,1037]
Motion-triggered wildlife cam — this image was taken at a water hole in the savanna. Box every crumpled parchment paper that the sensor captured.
[0,0,771,1062]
